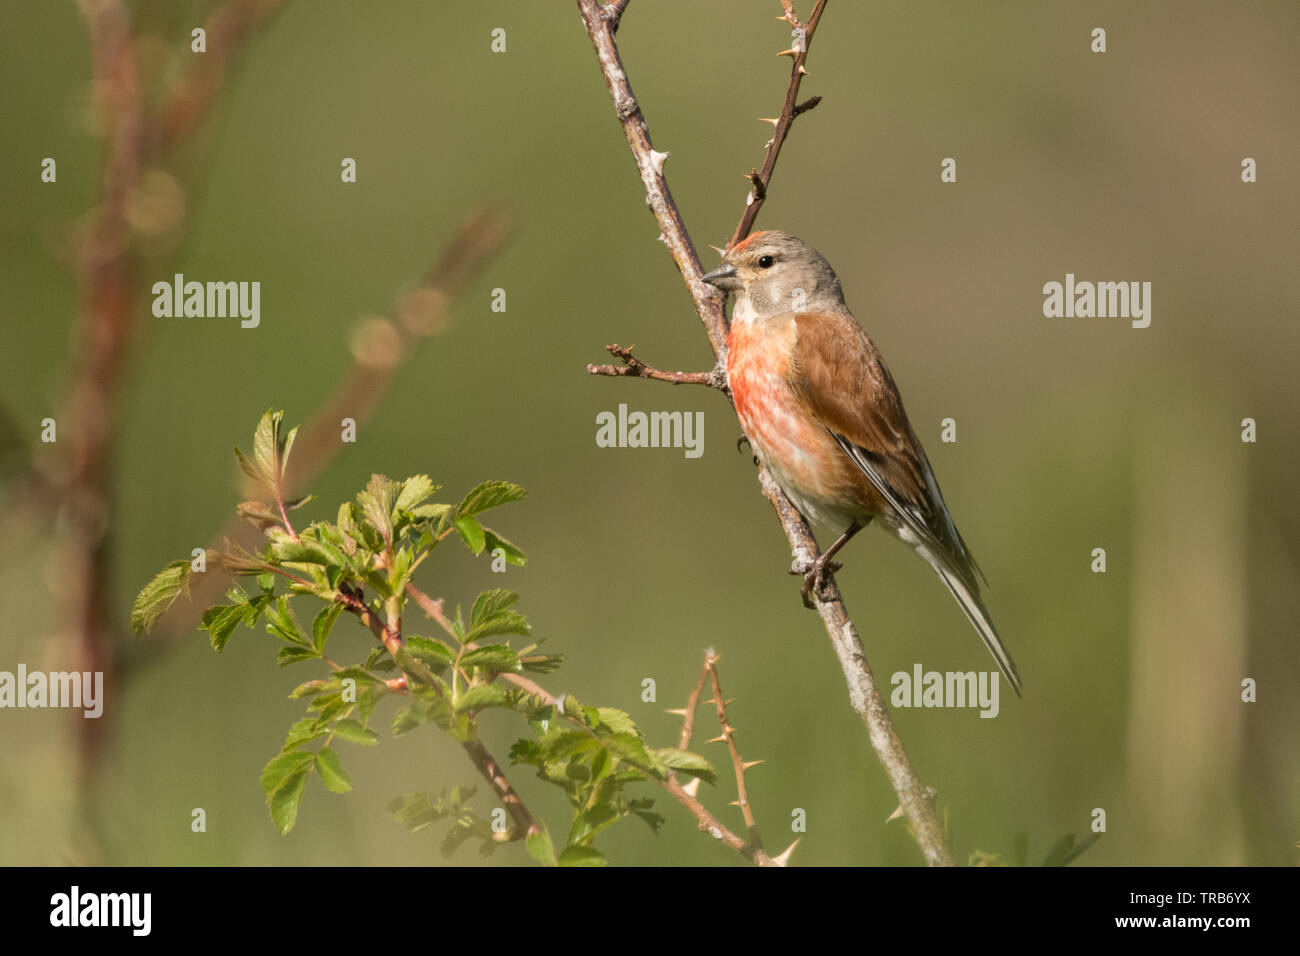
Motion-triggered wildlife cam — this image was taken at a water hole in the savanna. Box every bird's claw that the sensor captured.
[790,555,842,608]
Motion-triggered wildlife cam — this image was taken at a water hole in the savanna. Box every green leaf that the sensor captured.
[289,679,331,700]
[482,529,527,566]
[456,480,526,519]
[410,502,452,523]
[201,601,247,652]
[464,612,531,644]
[312,603,343,653]
[595,708,639,737]
[558,845,607,867]
[453,683,512,715]
[471,589,519,626]
[252,409,296,489]
[395,475,440,513]
[131,559,193,635]
[654,748,717,785]
[454,514,485,554]
[233,445,270,491]
[314,747,352,793]
[357,474,400,545]
[270,536,345,568]
[332,718,379,746]
[266,596,310,645]
[525,829,557,867]
[270,770,309,835]
[629,798,665,834]
[459,644,519,673]
[277,645,319,666]
[405,636,456,668]
[261,750,315,798]
[282,718,326,751]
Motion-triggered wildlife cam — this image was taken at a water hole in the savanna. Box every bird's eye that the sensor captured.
[758,255,775,269]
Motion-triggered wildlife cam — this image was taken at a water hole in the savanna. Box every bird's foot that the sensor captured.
[789,553,842,608]
[736,434,758,465]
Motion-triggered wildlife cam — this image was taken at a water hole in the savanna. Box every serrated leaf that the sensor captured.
[357,474,400,545]
[312,602,343,653]
[454,514,485,554]
[525,829,557,867]
[261,750,315,798]
[410,502,451,522]
[459,644,519,673]
[314,747,352,793]
[271,536,344,567]
[654,747,717,785]
[282,718,326,751]
[396,475,439,513]
[464,611,531,644]
[252,410,286,486]
[277,645,319,666]
[453,683,512,715]
[201,602,247,652]
[405,636,456,668]
[456,480,526,519]
[270,770,309,835]
[289,679,331,700]
[332,718,379,746]
[131,560,193,635]
[471,589,519,627]
[482,529,527,566]
[266,596,310,645]
[558,845,606,867]
[595,708,639,738]
[233,445,270,491]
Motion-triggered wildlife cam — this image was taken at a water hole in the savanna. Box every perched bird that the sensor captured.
[702,231,1022,695]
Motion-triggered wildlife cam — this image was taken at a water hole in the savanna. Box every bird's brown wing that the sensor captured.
[788,309,985,591]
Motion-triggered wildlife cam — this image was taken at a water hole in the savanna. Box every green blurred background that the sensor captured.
[1,0,1296,866]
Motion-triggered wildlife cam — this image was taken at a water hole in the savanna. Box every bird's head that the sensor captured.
[701,230,844,319]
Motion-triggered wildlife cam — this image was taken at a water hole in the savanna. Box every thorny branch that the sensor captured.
[577,0,956,866]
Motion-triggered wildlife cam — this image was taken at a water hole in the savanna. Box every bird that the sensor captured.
[701,230,1022,696]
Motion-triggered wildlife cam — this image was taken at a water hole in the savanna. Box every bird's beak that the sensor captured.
[700,261,740,291]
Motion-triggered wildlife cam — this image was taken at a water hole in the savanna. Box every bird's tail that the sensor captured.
[934,565,1022,697]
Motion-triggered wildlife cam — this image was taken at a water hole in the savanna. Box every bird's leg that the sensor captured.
[793,520,866,608]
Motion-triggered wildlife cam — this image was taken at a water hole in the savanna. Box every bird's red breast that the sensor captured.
[727,310,888,527]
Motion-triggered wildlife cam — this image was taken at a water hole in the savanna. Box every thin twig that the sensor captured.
[672,655,713,750]
[462,737,542,839]
[587,344,724,388]
[705,652,762,846]
[576,0,955,865]
[728,0,828,248]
